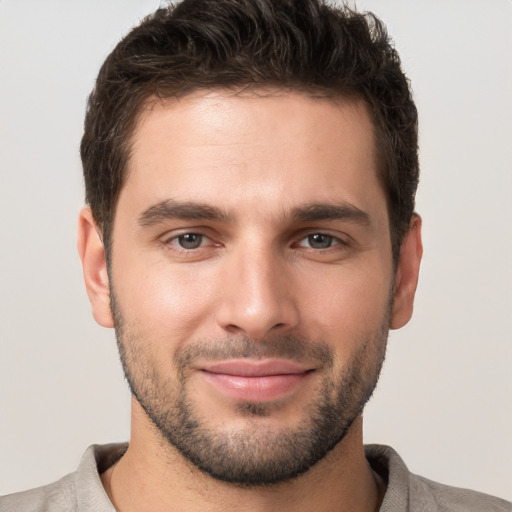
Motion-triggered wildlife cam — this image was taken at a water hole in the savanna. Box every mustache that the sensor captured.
[174,336,334,369]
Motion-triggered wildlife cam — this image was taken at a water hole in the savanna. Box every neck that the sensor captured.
[101,405,385,512]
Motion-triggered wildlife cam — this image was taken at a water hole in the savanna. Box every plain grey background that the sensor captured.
[1,0,511,501]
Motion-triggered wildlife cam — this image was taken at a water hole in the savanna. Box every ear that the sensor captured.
[390,214,423,330]
[77,207,114,328]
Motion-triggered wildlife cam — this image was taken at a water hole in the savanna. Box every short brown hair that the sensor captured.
[80,0,419,263]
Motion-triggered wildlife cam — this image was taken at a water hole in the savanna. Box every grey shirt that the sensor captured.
[1,443,510,511]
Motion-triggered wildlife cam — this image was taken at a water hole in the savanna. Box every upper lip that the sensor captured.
[200,359,313,377]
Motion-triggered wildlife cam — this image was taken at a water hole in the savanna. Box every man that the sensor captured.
[1,0,510,510]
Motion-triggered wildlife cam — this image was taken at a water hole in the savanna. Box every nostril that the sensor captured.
[226,324,243,334]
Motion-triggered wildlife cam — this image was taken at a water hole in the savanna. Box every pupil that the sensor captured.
[179,234,202,249]
[309,234,332,249]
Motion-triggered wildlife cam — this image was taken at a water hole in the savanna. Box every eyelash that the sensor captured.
[295,233,345,250]
[163,232,216,254]
[162,231,348,253]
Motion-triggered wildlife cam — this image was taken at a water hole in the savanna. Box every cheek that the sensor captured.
[300,258,392,345]
[111,257,218,342]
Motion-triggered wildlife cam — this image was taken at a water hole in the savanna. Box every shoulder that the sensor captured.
[0,443,126,512]
[0,472,77,512]
[365,444,511,512]
[409,474,511,512]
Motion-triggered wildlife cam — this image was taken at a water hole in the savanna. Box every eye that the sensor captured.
[298,233,340,249]
[160,230,221,260]
[172,233,207,250]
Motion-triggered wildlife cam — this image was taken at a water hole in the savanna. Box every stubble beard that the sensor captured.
[111,290,390,487]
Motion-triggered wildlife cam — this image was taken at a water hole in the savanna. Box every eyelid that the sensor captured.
[293,229,350,247]
[159,230,215,253]
[165,231,207,243]
[297,234,343,248]
[160,227,211,243]
[158,227,351,254]
[173,233,208,249]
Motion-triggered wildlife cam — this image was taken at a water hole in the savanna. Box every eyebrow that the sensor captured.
[138,199,371,228]
[138,199,231,227]
[290,203,371,226]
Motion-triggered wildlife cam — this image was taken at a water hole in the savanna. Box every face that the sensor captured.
[81,91,418,486]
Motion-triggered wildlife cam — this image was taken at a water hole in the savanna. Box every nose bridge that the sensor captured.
[216,239,299,339]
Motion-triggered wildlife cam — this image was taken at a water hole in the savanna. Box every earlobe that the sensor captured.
[77,207,114,328]
[390,214,423,330]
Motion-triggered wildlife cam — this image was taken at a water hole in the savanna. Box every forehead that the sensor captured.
[120,90,385,225]
[132,89,376,160]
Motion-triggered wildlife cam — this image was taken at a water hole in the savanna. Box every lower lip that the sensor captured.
[200,371,310,402]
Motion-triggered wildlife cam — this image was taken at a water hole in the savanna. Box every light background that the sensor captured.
[0,0,511,501]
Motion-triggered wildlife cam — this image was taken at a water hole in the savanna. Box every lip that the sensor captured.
[199,359,314,402]
[202,359,312,376]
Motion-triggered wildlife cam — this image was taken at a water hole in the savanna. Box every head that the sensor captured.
[80,0,418,266]
[78,0,422,487]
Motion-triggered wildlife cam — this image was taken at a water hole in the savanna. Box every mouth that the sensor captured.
[199,359,315,402]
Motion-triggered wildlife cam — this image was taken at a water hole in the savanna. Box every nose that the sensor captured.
[215,245,300,340]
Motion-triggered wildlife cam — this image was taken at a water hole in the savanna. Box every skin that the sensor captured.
[78,90,422,512]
